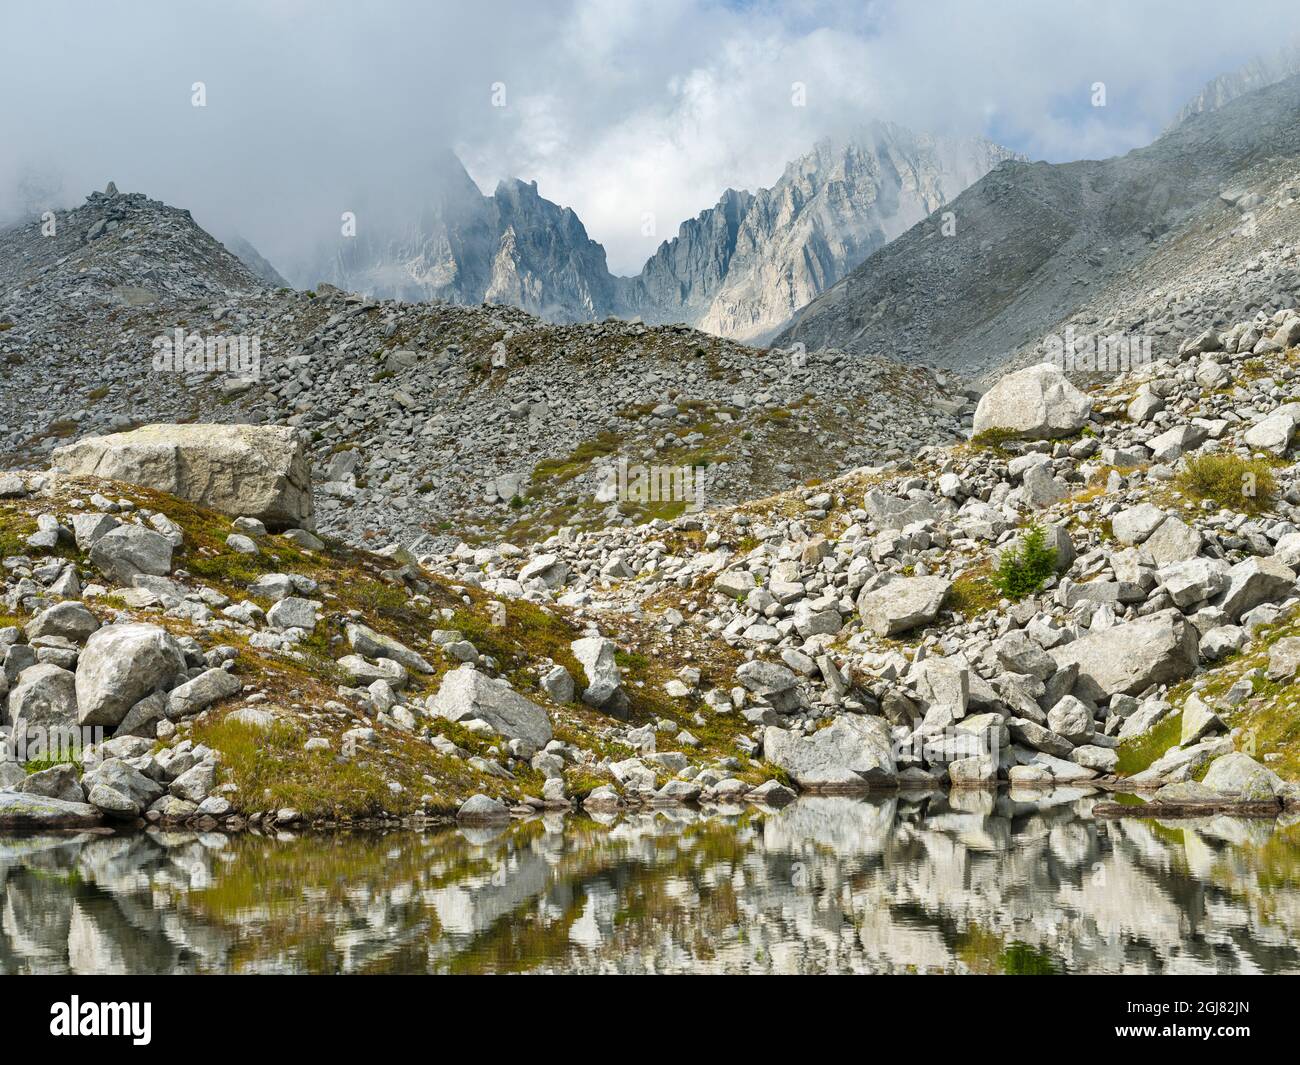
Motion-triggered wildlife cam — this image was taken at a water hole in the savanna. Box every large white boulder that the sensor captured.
[54,423,314,530]
[762,715,897,791]
[973,363,1092,440]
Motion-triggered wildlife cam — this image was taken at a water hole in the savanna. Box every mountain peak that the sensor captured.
[620,123,1019,342]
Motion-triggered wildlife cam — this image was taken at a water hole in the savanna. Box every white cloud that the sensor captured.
[2,0,1297,275]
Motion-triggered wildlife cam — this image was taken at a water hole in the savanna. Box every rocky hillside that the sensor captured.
[776,75,1300,379]
[0,183,269,310]
[3,302,1300,831]
[299,128,1012,339]
[0,185,970,551]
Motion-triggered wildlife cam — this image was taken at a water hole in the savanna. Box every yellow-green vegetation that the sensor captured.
[23,754,81,774]
[531,430,622,485]
[1174,453,1277,515]
[0,502,79,561]
[192,713,541,819]
[955,925,1061,974]
[948,561,1001,616]
[1220,821,1300,903]
[450,598,585,696]
[1141,607,1300,782]
[969,427,1024,454]
[1115,710,1183,777]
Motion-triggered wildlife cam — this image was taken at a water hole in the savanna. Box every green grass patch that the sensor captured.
[1115,710,1182,777]
[1174,453,1277,515]
[949,562,1001,615]
[969,427,1024,454]
[531,430,623,485]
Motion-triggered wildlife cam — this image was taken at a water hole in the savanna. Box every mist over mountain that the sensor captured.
[1170,39,1300,126]
[620,125,1018,342]
[775,72,1300,376]
[295,125,1016,340]
[301,151,619,322]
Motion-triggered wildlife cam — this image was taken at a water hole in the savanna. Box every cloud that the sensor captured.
[1,0,1297,275]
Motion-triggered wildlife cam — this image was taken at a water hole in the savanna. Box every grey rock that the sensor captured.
[14,763,85,803]
[1267,636,1300,680]
[570,636,625,710]
[24,602,100,643]
[857,576,950,636]
[457,793,509,823]
[166,668,242,719]
[427,667,553,748]
[0,791,101,827]
[7,663,78,731]
[972,363,1091,439]
[1202,752,1285,801]
[1179,694,1223,746]
[89,524,174,584]
[762,714,896,790]
[345,623,433,673]
[75,623,187,727]
[54,423,314,530]
[1051,609,1198,700]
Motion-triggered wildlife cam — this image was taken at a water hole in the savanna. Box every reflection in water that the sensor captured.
[2,790,1298,974]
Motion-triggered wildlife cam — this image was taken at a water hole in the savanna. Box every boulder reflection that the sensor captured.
[2,792,1298,974]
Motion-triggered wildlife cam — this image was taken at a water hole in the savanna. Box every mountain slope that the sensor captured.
[0,185,968,549]
[775,74,1300,377]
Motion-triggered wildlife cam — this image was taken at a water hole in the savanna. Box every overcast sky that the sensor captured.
[2,0,1298,275]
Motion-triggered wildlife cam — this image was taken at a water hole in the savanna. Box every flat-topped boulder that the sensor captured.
[763,715,896,791]
[0,791,102,829]
[1051,609,1198,700]
[54,423,314,531]
[857,576,950,636]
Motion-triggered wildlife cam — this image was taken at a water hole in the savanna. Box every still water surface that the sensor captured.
[2,789,1297,974]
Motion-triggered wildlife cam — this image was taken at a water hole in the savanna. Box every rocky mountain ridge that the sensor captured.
[776,74,1300,379]
[302,126,1014,340]
[1171,40,1300,127]
[619,124,1018,342]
